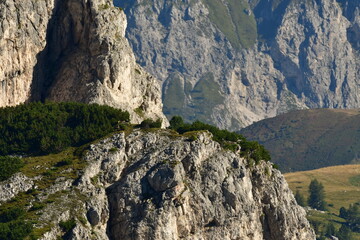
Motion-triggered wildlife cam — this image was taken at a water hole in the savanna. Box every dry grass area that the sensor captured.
[285,164,360,214]
[285,164,360,239]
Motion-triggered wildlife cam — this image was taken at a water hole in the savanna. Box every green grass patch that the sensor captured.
[134,107,145,118]
[307,210,360,239]
[202,0,257,49]
[349,175,360,187]
[164,72,225,125]
[285,165,360,215]
[285,165,360,239]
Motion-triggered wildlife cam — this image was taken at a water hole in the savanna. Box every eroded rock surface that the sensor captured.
[0,173,34,203]
[0,130,314,239]
[39,130,314,240]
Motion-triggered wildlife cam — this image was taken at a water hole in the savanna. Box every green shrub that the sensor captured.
[0,207,32,240]
[59,218,76,233]
[0,102,129,155]
[109,147,118,153]
[169,115,184,130]
[0,208,25,223]
[0,156,24,181]
[169,116,271,163]
[139,118,162,129]
[29,202,45,211]
[0,220,33,240]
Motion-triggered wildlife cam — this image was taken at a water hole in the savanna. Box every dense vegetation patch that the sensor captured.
[0,207,32,240]
[0,102,129,156]
[169,116,271,164]
[0,156,24,181]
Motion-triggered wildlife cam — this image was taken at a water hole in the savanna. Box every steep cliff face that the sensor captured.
[117,0,360,129]
[0,0,52,107]
[0,0,167,124]
[0,130,314,239]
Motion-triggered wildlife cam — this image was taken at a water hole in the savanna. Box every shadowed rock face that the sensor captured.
[0,0,167,125]
[116,0,360,130]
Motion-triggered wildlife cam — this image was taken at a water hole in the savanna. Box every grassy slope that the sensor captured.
[202,0,257,49]
[284,164,360,239]
[0,147,88,238]
[240,109,360,172]
[285,164,360,214]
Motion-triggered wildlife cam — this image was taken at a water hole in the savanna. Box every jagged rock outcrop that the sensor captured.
[23,130,314,239]
[117,0,360,129]
[0,173,34,202]
[0,0,167,125]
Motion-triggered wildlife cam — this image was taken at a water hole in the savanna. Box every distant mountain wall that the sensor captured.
[116,0,360,130]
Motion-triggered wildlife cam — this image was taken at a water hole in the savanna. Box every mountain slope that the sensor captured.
[240,109,360,172]
[116,0,360,129]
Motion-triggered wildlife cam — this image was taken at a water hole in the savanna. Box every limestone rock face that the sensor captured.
[0,0,52,106]
[104,131,315,240]
[117,0,360,129]
[33,130,313,240]
[0,0,167,125]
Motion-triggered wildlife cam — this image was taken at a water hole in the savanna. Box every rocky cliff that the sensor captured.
[116,0,360,129]
[0,130,315,239]
[0,0,167,124]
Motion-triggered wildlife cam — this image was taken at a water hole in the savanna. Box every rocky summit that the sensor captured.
[117,0,360,129]
[0,130,315,239]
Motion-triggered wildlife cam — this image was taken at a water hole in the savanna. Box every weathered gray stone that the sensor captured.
[79,130,315,240]
[119,0,360,129]
[0,173,34,204]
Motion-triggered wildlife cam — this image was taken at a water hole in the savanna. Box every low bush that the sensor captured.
[169,116,271,163]
[59,218,76,233]
[0,156,24,181]
[138,118,162,129]
[0,207,32,240]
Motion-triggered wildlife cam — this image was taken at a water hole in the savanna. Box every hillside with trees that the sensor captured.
[240,109,360,172]
[0,102,130,156]
[285,165,360,239]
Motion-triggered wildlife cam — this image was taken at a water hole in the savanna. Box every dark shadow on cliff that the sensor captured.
[254,0,292,41]
[29,0,76,102]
